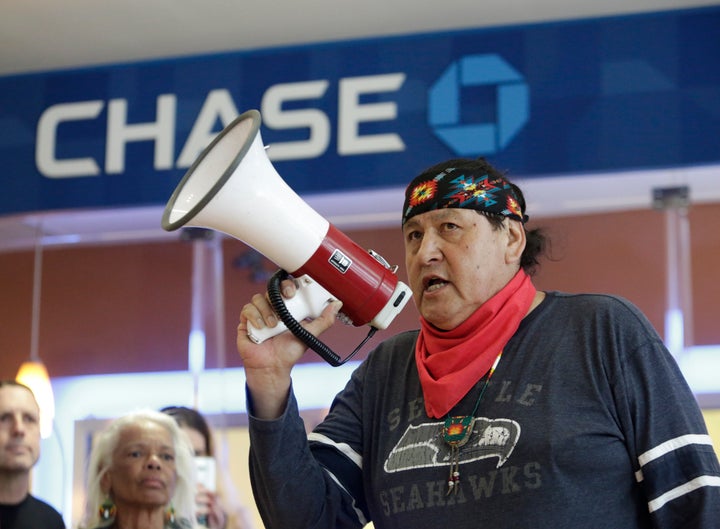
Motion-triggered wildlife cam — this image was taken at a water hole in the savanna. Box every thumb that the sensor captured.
[304,299,343,336]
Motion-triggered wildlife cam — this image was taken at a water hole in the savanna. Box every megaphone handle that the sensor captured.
[246,274,334,343]
[267,270,344,366]
[246,273,343,365]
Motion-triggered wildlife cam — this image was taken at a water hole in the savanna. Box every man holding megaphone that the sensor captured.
[235,157,720,528]
[163,109,412,367]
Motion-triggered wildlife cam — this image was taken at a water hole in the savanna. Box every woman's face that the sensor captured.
[102,420,178,510]
[180,425,208,456]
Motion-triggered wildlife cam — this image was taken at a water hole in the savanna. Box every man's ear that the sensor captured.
[505,219,526,264]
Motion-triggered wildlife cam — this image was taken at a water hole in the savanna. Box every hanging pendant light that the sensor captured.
[16,226,55,439]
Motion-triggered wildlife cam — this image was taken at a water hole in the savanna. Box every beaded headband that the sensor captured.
[401,166,528,225]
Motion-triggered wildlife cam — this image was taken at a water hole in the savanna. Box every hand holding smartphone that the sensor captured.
[195,456,217,491]
[194,456,217,527]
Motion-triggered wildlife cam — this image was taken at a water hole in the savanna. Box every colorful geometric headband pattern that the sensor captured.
[402,167,528,225]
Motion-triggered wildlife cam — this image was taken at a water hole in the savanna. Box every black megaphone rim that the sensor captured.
[161,109,262,232]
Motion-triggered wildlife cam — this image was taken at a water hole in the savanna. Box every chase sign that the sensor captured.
[0,6,718,215]
[429,54,528,156]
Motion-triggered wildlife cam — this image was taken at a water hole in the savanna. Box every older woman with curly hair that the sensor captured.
[81,409,197,529]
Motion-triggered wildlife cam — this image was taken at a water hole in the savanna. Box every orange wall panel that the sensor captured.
[1,204,718,380]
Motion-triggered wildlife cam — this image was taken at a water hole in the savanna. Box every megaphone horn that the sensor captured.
[162,109,412,365]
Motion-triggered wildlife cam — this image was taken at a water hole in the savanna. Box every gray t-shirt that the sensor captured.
[248,292,720,529]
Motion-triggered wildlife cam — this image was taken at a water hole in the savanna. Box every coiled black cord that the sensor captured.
[266,269,377,367]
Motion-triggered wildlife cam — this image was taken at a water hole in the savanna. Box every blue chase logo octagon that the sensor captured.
[428,54,529,156]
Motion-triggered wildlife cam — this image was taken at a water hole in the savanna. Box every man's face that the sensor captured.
[102,420,178,511]
[0,385,41,473]
[403,208,524,330]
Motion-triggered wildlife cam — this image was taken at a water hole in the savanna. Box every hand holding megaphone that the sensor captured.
[245,274,335,344]
[162,109,411,366]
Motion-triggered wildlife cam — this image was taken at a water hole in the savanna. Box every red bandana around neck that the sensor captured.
[415,270,537,418]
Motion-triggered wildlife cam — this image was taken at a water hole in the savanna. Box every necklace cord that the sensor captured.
[442,350,503,495]
[468,350,503,417]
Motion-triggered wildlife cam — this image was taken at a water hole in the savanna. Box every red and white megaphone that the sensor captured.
[162,109,411,366]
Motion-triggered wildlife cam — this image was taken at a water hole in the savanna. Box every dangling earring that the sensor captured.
[164,505,176,526]
[99,497,116,521]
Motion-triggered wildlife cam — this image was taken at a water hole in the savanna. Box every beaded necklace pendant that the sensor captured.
[443,415,475,444]
[443,415,475,494]
[439,351,504,495]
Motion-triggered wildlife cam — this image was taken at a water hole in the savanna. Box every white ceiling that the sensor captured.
[4,0,716,78]
[1,0,717,252]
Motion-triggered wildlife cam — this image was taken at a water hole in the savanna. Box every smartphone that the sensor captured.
[194,456,217,492]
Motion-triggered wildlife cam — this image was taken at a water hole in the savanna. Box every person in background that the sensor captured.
[0,379,65,529]
[236,157,720,528]
[80,409,197,529]
[161,406,256,529]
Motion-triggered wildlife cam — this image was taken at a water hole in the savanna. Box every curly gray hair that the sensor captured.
[81,409,197,528]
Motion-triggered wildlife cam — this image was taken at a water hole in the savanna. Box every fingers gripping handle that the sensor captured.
[246,275,335,344]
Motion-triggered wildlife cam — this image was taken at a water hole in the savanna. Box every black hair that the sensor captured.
[160,405,213,456]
